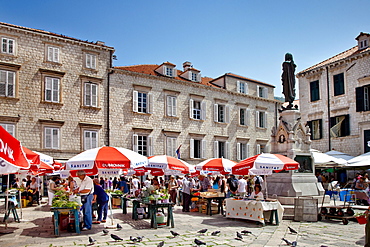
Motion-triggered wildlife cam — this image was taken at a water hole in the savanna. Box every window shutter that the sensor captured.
[246,109,250,126]
[197,73,202,82]
[214,104,218,122]
[84,131,91,150]
[214,141,219,158]
[237,81,241,93]
[172,97,177,116]
[237,143,241,160]
[201,140,207,159]
[85,83,91,106]
[148,93,153,114]
[52,128,59,149]
[132,134,138,152]
[166,96,172,116]
[257,86,260,97]
[0,70,6,96]
[162,66,166,75]
[91,84,97,107]
[264,112,267,128]
[307,121,313,138]
[264,87,268,98]
[343,114,350,136]
[91,55,96,69]
[318,119,323,139]
[256,144,261,155]
[48,47,53,61]
[225,105,230,123]
[256,111,260,127]
[173,68,177,77]
[245,83,248,94]
[189,99,194,119]
[225,142,230,159]
[86,54,91,68]
[7,71,14,97]
[356,87,365,112]
[190,138,194,158]
[201,101,206,120]
[246,143,250,158]
[52,78,59,102]
[91,131,97,149]
[45,128,52,148]
[133,90,138,112]
[54,48,59,63]
[45,77,52,101]
[148,136,153,156]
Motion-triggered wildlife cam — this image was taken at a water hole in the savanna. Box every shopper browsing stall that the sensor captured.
[74,170,94,231]
[92,179,109,224]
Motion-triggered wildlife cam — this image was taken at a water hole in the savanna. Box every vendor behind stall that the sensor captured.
[74,170,94,231]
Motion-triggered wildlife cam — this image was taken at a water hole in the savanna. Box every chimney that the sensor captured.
[96,40,105,46]
[183,61,192,71]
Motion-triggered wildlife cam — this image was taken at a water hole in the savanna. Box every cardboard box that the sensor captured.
[112,197,121,206]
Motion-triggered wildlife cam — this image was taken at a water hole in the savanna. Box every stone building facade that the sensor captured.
[297,32,370,156]
[110,63,279,164]
[0,22,114,160]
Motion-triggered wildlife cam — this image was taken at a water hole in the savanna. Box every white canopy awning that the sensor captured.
[347,152,370,167]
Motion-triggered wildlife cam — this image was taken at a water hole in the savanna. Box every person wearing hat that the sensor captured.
[74,170,94,231]
[168,176,179,204]
[92,179,109,224]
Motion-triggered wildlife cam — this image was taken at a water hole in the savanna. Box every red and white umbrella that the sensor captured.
[232,153,299,175]
[0,126,30,174]
[65,146,148,170]
[195,158,237,175]
[148,155,195,175]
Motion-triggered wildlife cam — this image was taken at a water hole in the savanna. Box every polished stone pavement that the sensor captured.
[0,198,366,247]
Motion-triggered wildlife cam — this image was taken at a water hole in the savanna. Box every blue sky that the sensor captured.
[1,1,369,97]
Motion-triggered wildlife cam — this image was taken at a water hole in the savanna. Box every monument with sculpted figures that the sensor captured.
[267,53,325,202]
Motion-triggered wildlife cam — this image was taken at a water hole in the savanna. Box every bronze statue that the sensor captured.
[281,53,296,109]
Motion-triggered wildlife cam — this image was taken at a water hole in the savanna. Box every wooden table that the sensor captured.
[200,196,225,216]
[147,202,174,229]
[51,207,80,236]
[225,198,283,225]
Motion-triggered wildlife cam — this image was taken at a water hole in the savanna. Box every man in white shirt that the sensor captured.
[237,175,248,197]
[131,175,140,196]
[74,170,94,231]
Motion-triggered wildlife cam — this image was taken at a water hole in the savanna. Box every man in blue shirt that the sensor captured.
[118,177,129,193]
[92,179,109,224]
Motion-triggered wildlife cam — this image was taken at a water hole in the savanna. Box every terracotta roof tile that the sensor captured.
[0,22,114,50]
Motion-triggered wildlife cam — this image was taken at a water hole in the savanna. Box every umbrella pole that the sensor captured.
[265,175,268,199]
[5,174,9,229]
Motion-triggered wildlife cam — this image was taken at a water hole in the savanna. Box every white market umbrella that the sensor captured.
[311,149,347,168]
[347,152,370,167]
[148,155,195,175]
[195,158,237,174]
[325,150,355,161]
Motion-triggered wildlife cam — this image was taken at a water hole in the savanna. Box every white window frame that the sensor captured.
[44,127,60,149]
[256,144,265,155]
[0,70,15,97]
[47,46,59,63]
[239,107,250,126]
[214,104,230,123]
[237,81,248,94]
[257,85,268,98]
[165,67,173,77]
[190,138,206,159]
[256,110,267,128]
[214,141,230,159]
[86,53,96,69]
[237,143,250,160]
[45,77,60,103]
[191,72,198,82]
[132,134,152,156]
[84,82,98,107]
[0,123,15,136]
[133,90,153,114]
[83,130,98,150]
[189,99,206,120]
[1,37,15,55]
[166,137,177,157]
[166,95,177,117]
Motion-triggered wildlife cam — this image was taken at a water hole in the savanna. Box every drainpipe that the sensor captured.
[326,66,331,151]
[107,50,114,146]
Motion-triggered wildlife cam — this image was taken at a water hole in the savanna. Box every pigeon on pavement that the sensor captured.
[288,226,298,234]
[194,238,206,246]
[117,223,122,230]
[282,238,292,245]
[236,232,243,240]
[197,229,208,234]
[211,231,220,236]
[111,234,123,241]
[291,241,297,247]
[89,236,96,245]
[102,229,109,235]
[130,236,138,242]
[170,230,180,237]
[137,236,144,242]
[241,230,253,235]
[157,241,165,247]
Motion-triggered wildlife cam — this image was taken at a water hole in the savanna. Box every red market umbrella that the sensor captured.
[148,155,195,175]
[232,153,299,175]
[0,126,30,174]
[195,158,237,175]
[65,146,148,171]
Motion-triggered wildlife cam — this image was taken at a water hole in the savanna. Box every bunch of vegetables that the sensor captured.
[105,189,123,195]
[52,189,80,209]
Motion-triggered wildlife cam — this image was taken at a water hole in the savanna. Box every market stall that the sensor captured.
[225,198,284,225]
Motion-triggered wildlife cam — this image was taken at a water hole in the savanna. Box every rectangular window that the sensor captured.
[333,73,345,96]
[166,137,177,157]
[256,144,265,155]
[133,134,152,156]
[44,127,60,149]
[189,99,206,120]
[356,85,370,112]
[166,95,177,117]
[256,111,267,128]
[1,38,14,54]
[190,139,206,159]
[330,114,350,137]
[257,86,267,98]
[310,80,320,101]
[0,70,15,97]
[191,72,198,81]
[0,123,15,136]
[166,67,173,77]
[237,81,248,94]
[45,77,60,103]
[84,82,98,107]
[86,54,96,69]
[84,130,98,150]
[239,108,249,126]
[214,104,229,123]
[237,143,249,160]
[133,91,152,114]
[47,46,59,63]
[307,119,322,140]
[193,100,201,120]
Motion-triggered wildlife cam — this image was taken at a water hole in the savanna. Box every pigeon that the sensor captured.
[194,238,206,246]
[236,232,243,240]
[288,226,298,234]
[282,238,292,245]
[111,234,123,241]
[211,231,220,236]
[130,236,138,242]
[197,229,208,234]
[241,230,253,235]
[117,223,122,230]
[137,236,144,242]
[170,230,180,237]
[291,241,297,247]
[89,236,96,245]
[157,241,165,247]
[102,229,109,235]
